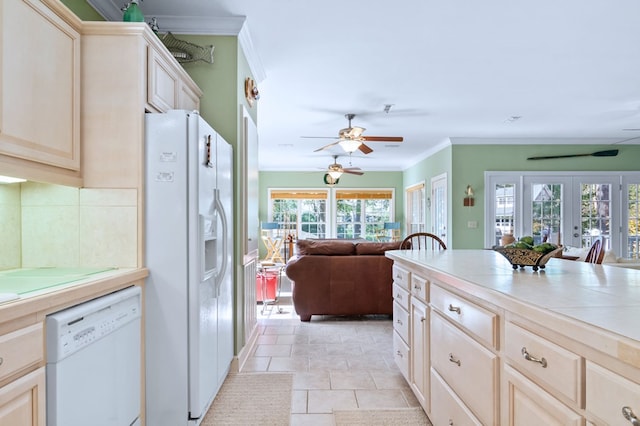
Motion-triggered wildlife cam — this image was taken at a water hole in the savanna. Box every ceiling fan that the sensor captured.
[324,155,364,179]
[309,113,403,155]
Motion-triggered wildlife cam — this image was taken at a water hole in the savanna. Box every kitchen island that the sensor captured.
[386,249,640,425]
[0,267,148,426]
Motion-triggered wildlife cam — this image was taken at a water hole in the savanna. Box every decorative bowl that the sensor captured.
[493,245,564,271]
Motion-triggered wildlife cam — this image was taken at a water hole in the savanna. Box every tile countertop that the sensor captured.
[0,267,148,324]
[386,249,640,365]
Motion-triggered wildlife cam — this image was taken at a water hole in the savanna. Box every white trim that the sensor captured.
[85,1,266,83]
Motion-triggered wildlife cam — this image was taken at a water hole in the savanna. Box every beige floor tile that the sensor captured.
[307,390,358,413]
[268,356,310,372]
[369,370,412,389]
[355,389,410,409]
[330,370,376,390]
[240,356,271,372]
[309,356,349,371]
[254,344,292,357]
[249,305,429,422]
[293,371,331,390]
[290,413,335,426]
[256,334,278,344]
[291,390,308,413]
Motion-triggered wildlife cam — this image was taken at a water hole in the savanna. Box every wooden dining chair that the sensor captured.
[400,232,447,251]
[584,237,605,264]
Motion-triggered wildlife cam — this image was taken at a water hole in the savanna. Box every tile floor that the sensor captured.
[246,294,424,426]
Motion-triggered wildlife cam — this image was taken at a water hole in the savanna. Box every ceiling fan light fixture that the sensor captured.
[338,139,362,153]
[328,170,343,179]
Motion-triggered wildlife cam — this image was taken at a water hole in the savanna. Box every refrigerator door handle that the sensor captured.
[213,188,228,297]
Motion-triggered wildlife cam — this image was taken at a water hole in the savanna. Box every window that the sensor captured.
[269,190,328,239]
[406,182,425,234]
[335,190,394,240]
[268,188,395,240]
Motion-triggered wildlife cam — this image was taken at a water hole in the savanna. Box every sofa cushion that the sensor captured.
[355,241,402,255]
[296,239,356,256]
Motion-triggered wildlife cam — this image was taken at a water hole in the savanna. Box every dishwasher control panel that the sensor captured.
[46,286,141,362]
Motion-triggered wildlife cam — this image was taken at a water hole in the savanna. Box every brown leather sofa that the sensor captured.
[285,239,401,321]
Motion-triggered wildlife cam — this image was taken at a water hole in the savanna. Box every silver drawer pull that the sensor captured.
[448,353,461,366]
[420,317,426,323]
[396,294,402,300]
[396,350,403,358]
[414,284,421,290]
[396,319,403,325]
[521,347,547,368]
[0,356,3,366]
[448,304,461,314]
[623,407,640,425]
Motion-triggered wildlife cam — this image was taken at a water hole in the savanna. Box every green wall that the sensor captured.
[404,143,640,249]
[61,0,104,20]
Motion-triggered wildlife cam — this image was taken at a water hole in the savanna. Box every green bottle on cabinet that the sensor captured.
[123,0,144,22]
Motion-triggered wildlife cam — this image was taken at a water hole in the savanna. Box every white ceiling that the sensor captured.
[89,0,640,173]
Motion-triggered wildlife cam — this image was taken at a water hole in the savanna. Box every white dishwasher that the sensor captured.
[46,286,142,426]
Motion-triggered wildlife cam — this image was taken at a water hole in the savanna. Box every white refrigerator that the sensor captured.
[144,110,234,425]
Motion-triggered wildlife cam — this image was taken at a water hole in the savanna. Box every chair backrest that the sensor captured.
[400,232,447,250]
[585,237,605,264]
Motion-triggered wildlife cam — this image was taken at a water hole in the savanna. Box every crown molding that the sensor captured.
[85,1,266,82]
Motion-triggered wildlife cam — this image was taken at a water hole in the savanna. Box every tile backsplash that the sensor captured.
[0,182,137,269]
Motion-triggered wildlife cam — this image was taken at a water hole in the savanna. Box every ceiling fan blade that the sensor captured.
[527,149,619,160]
[301,136,338,139]
[361,136,404,142]
[358,143,373,154]
[343,169,364,175]
[313,141,341,152]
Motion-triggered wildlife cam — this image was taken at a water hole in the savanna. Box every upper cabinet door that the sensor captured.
[0,0,81,171]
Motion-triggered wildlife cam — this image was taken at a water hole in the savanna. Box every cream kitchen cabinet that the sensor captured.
[586,360,640,425]
[392,264,411,381]
[147,46,201,112]
[502,364,582,426]
[0,0,82,186]
[82,22,202,190]
[410,297,429,412]
[386,249,640,426]
[0,323,45,426]
[0,368,45,426]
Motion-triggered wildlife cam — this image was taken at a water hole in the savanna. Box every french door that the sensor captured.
[522,175,619,251]
[486,172,640,258]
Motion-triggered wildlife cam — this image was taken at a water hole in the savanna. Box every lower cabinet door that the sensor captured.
[502,364,582,426]
[585,360,640,425]
[410,298,429,412]
[0,367,45,426]
[431,367,482,426]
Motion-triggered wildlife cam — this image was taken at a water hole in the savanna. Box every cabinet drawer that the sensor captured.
[393,331,410,382]
[392,264,410,290]
[0,323,43,383]
[431,284,497,348]
[392,282,410,312]
[431,312,498,425]
[410,274,428,301]
[393,302,410,343]
[586,360,640,425]
[503,364,583,426]
[504,321,581,405]
[431,367,482,426]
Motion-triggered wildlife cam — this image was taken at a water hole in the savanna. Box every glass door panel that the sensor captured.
[523,177,571,247]
[625,183,640,259]
[431,174,448,246]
